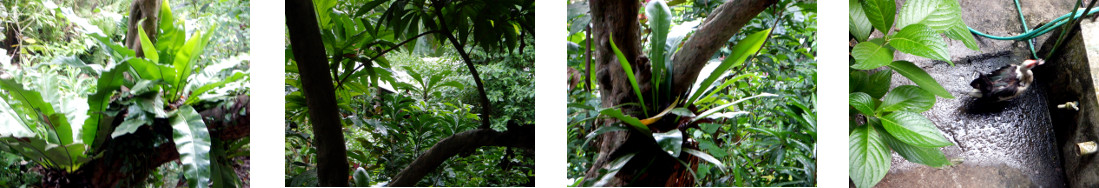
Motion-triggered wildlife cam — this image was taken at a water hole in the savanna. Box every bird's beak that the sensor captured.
[1024,59,1043,69]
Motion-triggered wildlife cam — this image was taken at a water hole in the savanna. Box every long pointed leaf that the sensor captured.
[688,29,770,105]
[172,106,212,188]
[608,33,648,114]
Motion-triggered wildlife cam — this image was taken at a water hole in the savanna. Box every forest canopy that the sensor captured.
[285,0,533,186]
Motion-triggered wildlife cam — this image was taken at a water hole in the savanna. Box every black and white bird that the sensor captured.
[968,59,1044,101]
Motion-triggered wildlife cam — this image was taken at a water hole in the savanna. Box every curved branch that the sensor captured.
[333,30,441,90]
[668,0,776,96]
[432,2,493,129]
[388,124,534,186]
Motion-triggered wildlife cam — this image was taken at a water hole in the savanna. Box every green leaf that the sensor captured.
[683,148,724,170]
[861,0,896,33]
[111,106,149,138]
[137,21,159,63]
[850,123,890,188]
[48,113,74,146]
[850,71,869,93]
[599,108,649,134]
[880,111,952,147]
[880,125,951,167]
[692,93,778,123]
[850,92,876,116]
[353,167,371,186]
[895,0,938,30]
[849,0,873,42]
[173,26,218,98]
[608,34,648,114]
[850,39,894,70]
[0,79,56,116]
[83,62,131,147]
[185,72,248,105]
[646,0,672,92]
[880,85,935,112]
[888,61,953,98]
[889,24,949,61]
[945,22,979,51]
[865,68,892,98]
[581,125,629,151]
[653,130,683,157]
[688,29,770,104]
[172,106,212,188]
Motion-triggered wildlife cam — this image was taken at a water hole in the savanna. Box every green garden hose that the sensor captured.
[967,0,1099,58]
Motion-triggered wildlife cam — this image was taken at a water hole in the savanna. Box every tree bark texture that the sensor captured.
[583,0,775,186]
[584,0,646,185]
[389,123,534,186]
[286,0,350,186]
[668,0,775,96]
[124,0,160,58]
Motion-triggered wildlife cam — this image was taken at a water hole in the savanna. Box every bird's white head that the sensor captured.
[1023,59,1045,69]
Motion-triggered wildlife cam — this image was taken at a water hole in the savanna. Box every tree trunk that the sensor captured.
[286,0,349,186]
[124,0,160,58]
[582,0,775,186]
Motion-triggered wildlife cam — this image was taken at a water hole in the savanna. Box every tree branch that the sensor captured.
[333,30,441,90]
[388,124,534,186]
[668,0,776,96]
[432,2,493,130]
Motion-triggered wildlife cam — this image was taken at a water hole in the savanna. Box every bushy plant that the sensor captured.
[848,0,978,187]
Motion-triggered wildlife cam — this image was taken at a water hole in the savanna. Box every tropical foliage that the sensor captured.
[284,0,533,186]
[848,0,977,187]
[567,0,816,186]
[0,0,249,187]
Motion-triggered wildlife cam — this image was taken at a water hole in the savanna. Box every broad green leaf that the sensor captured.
[83,62,131,147]
[880,85,935,112]
[865,68,892,98]
[111,106,149,138]
[646,0,672,95]
[849,0,873,42]
[599,108,649,134]
[945,22,979,51]
[48,113,74,146]
[888,61,953,98]
[0,79,56,116]
[881,125,951,167]
[172,106,212,188]
[653,130,683,156]
[137,22,159,63]
[173,26,218,98]
[861,0,896,33]
[850,71,869,93]
[353,167,371,186]
[850,123,890,188]
[895,0,938,30]
[880,111,952,147]
[608,34,648,114]
[850,92,875,116]
[688,29,770,104]
[889,24,949,61]
[850,39,894,70]
[185,72,249,105]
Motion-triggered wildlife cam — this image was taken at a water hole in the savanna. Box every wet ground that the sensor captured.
[872,0,1079,187]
